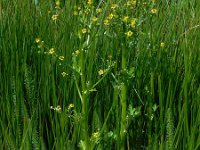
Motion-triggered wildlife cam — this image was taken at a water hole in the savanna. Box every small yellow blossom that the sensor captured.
[82,28,87,34]
[111,4,118,10]
[92,16,98,22]
[98,69,104,76]
[61,72,68,77]
[55,1,60,7]
[160,42,165,48]
[97,8,102,13]
[35,38,41,43]
[108,13,114,20]
[103,19,109,26]
[125,31,133,37]
[68,103,74,109]
[75,50,80,56]
[77,7,81,11]
[84,8,91,14]
[130,18,136,28]
[151,9,158,14]
[87,0,93,5]
[127,0,136,7]
[122,16,129,22]
[49,48,55,54]
[52,14,58,20]
[59,56,64,61]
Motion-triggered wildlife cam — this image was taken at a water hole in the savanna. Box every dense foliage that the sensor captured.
[0,0,200,149]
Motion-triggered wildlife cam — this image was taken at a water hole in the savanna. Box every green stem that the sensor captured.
[80,49,90,149]
[120,44,127,150]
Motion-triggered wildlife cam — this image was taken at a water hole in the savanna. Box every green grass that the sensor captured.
[0,0,200,149]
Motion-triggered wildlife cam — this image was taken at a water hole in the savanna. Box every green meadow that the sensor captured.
[0,0,200,149]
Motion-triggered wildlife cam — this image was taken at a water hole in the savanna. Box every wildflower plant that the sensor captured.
[2,0,200,150]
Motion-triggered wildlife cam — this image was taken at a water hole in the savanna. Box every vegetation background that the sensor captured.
[0,0,200,149]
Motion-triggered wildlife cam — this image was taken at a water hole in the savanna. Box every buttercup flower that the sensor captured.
[130,18,136,28]
[82,28,87,34]
[97,8,102,13]
[160,42,165,48]
[75,50,80,56]
[59,56,64,61]
[108,13,114,20]
[35,38,41,43]
[52,14,59,20]
[68,103,74,109]
[87,0,93,5]
[49,48,55,54]
[125,31,133,37]
[104,19,109,26]
[123,16,129,22]
[151,9,158,14]
[98,69,104,76]
[92,16,98,22]
[111,4,118,10]
[55,1,60,7]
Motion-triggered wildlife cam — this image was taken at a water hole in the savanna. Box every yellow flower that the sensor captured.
[151,9,158,14]
[97,8,102,13]
[82,28,87,34]
[52,14,58,20]
[74,50,80,56]
[108,13,114,20]
[103,19,109,26]
[59,56,64,61]
[122,16,129,22]
[68,103,74,109]
[35,38,41,43]
[87,0,93,5]
[55,1,60,7]
[61,72,68,77]
[130,18,136,28]
[132,0,136,6]
[111,4,118,10]
[160,42,165,48]
[77,7,81,11]
[125,31,133,37]
[127,0,136,7]
[49,48,55,54]
[98,69,104,76]
[92,16,98,22]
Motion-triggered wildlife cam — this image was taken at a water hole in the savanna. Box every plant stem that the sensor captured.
[80,49,90,149]
[120,43,127,150]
